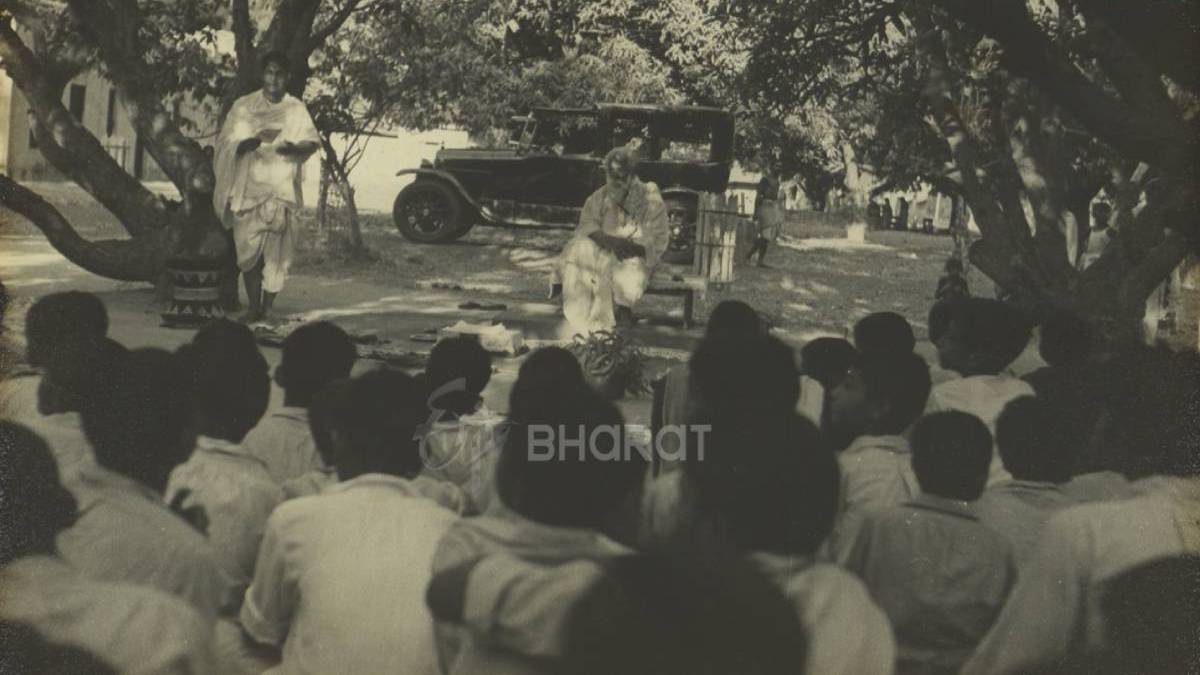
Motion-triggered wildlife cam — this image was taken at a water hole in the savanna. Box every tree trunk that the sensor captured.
[336,178,364,253]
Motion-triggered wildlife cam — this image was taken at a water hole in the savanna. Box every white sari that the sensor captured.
[212,90,319,292]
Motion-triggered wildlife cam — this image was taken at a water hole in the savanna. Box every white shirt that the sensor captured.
[166,436,284,591]
[836,494,1016,674]
[974,479,1076,566]
[1061,470,1135,503]
[925,375,1035,486]
[0,372,95,484]
[837,434,919,515]
[0,556,217,675]
[749,551,897,675]
[55,464,233,619]
[420,407,507,514]
[963,475,1200,675]
[240,473,460,675]
[241,407,325,485]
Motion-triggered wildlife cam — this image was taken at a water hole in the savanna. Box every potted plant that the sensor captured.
[569,329,651,400]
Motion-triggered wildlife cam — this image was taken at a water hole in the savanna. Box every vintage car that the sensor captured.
[392,103,735,263]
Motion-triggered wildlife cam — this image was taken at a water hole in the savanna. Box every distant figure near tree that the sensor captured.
[746,175,782,267]
[213,51,320,324]
[935,258,970,303]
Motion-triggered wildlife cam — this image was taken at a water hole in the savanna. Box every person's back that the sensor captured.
[926,298,1034,485]
[240,370,462,674]
[837,412,1015,674]
[165,320,282,592]
[56,348,232,619]
[242,321,357,484]
[0,421,218,675]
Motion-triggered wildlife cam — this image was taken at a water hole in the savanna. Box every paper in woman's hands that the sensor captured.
[588,232,645,260]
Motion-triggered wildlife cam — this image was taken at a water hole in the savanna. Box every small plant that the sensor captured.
[568,329,651,400]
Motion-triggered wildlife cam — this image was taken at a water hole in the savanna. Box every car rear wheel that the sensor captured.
[660,194,697,265]
[393,180,468,243]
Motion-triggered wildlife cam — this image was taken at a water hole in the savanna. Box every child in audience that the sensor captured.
[0,291,112,481]
[934,257,970,303]
[796,336,856,429]
[431,385,645,672]
[974,396,1076,565]
[925,297,1034,485]
[166,320,283,593]
[419,336,506,513]
[240,370,461,675]
[56,348,233,619]
[0,421,218,674]
[854,311,916,355]
[826,351,931,517]
[683,412,897,675]
[965,347,1200,675]
[837,411,1015,674]
[242,321,357,484]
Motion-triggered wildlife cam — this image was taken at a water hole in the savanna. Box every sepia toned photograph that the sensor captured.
[0,1,1197,673]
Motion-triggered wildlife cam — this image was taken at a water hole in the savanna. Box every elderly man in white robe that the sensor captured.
[553,146,670,333]
[213,51,320,323]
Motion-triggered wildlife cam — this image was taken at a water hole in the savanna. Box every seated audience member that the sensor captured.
[1094,555,1200,675]
[166,320,283,592]
[241,320,357,484]
[0,291,112,480]
[419,336,506,512]
[427,548,810,675]
[506,346,591,423]
[837,411,1015,674]
[974,396,1076,565]
[964,348,1200,675]
[0,422,217,674]
[925,297,1035,485]
[56,348,233,619]
[796,336,856,430]
[854,311,916,356]
[431,386,645,671]
[682,412,897,675]
[655,300,765,473]
[240,370,462,675]
[826,351,931,518]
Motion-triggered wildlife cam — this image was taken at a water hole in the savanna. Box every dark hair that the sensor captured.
[307,377,353,470]
[260,49,291,73]
[705,300,764,342]
[36,338,128,416]
[0,278,9,329]
[856,351,932,434]
[496,387,644,530]
[278,321,357,405]
[1108,347,1200,478]
[996,396,1071,483]
[0,422,78,563]
[508,347,588,424]
[179,319,269,442]
[0,621,116,675]
[81,348,196,490]
[1038,313,1090,369]
[1100,555,1200,675]
[798,337,856,390]
[911,411,993,501]
[687,334,800,424]
[685,413,838,555]
[933,298,1032,375]
[854,312,916,356]
[322,369,428,480]
[24,291,108,368]
[944,257,964,274]
[425,336,492,420]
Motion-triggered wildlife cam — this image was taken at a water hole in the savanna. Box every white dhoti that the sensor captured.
[560,236,649,333]
[233,199,295,293]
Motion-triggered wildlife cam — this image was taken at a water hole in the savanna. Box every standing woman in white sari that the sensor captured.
[213,51,320,323]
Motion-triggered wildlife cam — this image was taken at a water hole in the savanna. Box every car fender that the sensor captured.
[395,169,491,220]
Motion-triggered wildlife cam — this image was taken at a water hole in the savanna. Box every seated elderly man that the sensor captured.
[553,146,670,333]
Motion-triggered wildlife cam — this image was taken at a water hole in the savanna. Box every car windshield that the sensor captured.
[526,113,599,156]
[658,116,716,162]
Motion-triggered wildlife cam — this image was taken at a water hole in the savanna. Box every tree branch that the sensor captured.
[932,0,1196,174]
[308,0,360,53]
[0,19,162,238]
[1074,0,1200,93]
[0,174,163,282]
[232,0,255,68]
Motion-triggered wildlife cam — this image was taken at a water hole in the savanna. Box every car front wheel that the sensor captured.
[393,180,467,243]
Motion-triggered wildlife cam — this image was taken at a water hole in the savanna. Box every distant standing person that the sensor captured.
[746,175,781,267]
[213,51,320,324]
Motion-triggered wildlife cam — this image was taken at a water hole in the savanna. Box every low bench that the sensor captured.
[645,268,708,328]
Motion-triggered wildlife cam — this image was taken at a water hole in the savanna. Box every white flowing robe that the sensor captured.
[212,90,319,293]
[557,179,670,333]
